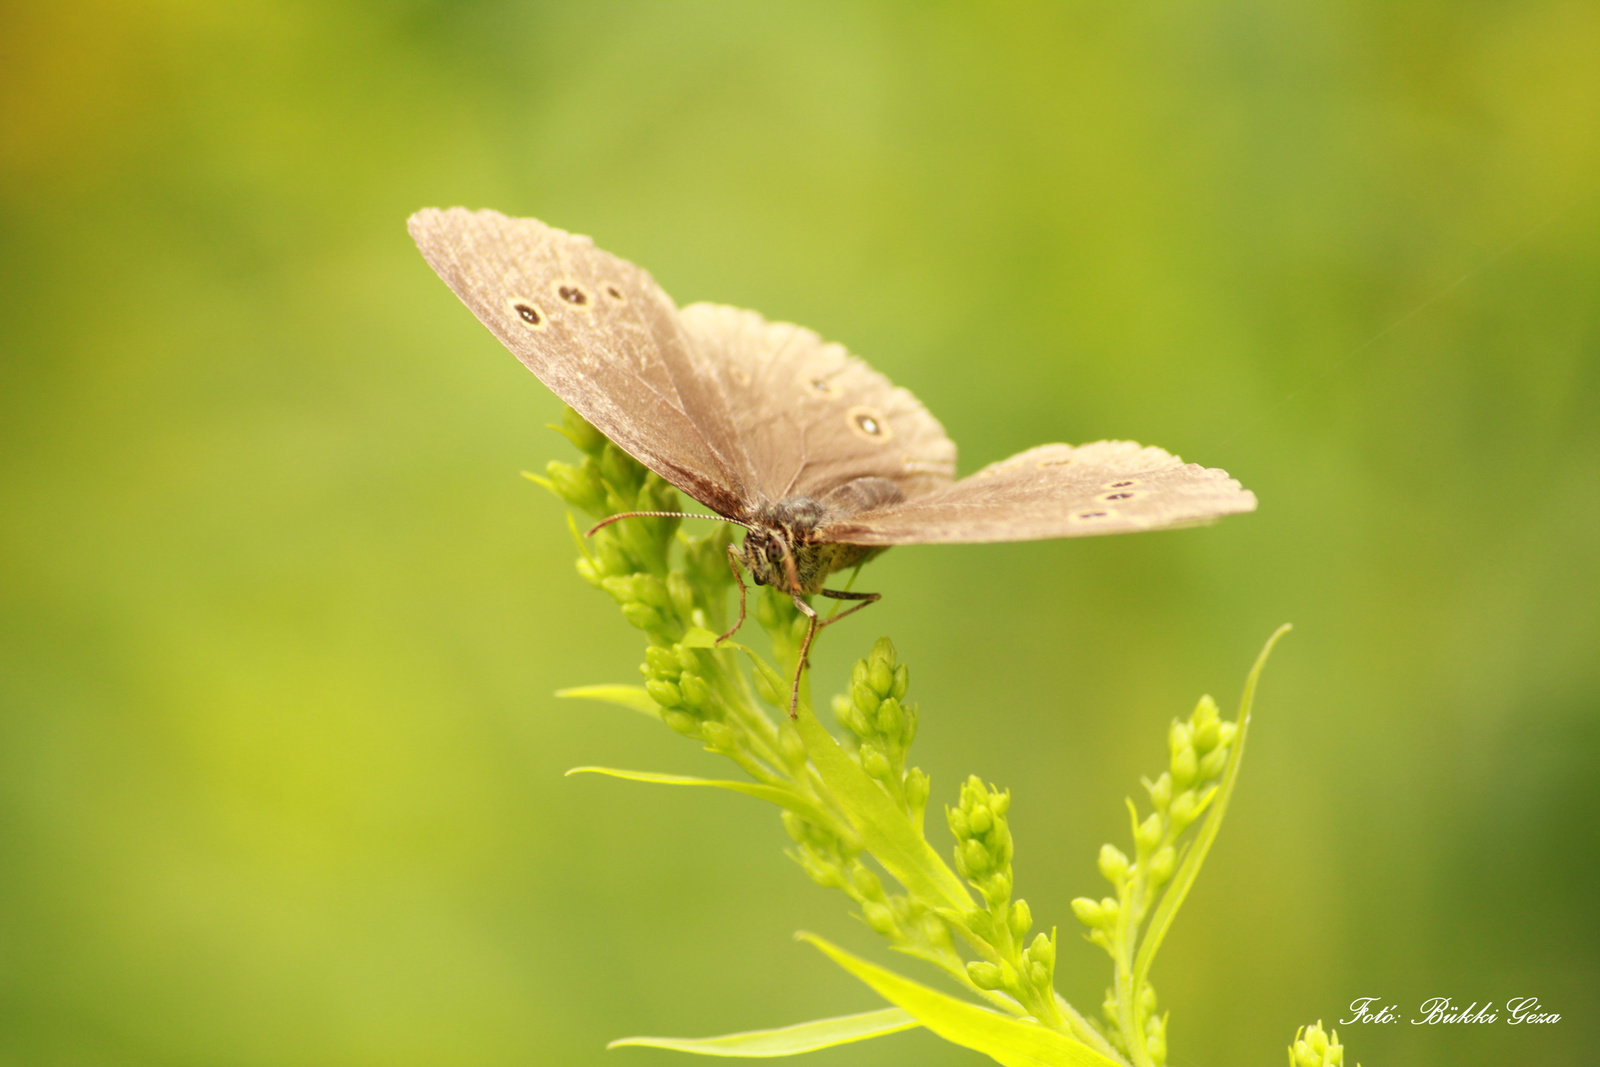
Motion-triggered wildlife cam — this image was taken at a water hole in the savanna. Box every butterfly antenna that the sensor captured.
[584,511,751,537]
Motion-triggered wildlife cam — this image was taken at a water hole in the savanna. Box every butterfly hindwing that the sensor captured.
[815,441,1257,545]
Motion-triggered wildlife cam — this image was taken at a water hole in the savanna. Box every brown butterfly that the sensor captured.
[409,208,1256,715]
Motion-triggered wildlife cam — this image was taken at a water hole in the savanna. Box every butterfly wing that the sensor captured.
[675,303,957,507]
[814,441,1256,544]
[408,208,754,517]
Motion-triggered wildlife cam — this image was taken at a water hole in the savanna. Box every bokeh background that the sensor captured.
[2,3,1596,1065]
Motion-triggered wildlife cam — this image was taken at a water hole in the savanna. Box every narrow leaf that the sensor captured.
[800,934,1124,1067]
[681,626,721,648]
[565,767,834,827]
[793,706,973,912]
[1132,624,1291,987]
[608,1008,917,1057]
[557,685,660,719]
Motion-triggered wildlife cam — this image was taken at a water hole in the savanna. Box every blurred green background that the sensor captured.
[2,2,1596,1064]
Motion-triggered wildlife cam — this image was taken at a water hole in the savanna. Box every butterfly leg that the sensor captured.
[783,589,882,719]
[716,543,748,646]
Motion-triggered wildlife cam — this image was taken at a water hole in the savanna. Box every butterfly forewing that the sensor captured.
[408,208,753,517]
[816,441,1257,545]
[676,303,957,507]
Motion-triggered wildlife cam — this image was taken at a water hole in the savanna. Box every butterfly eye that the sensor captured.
[1104,479,1142,489]
[509,300,547,331]
[1097,489,1144,503]
[552,280,592,308]
[603,283,625,303]
[1037,456,1075,469]
[1071,509,1116,523]
[848,406,892,442]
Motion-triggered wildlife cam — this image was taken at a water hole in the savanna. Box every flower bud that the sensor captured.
[850,680,880,718]
[1008,899,1033,939]
[946,807,971,840]
[850,659,869,690]
[560,406,608,454]
[1146,772,1173,812]
[989,790,1010,817]
[599,442,643,493]
[1198,745,1228,781]
[700,721,735,752]
[645,679,684,708]
[859,742,891,780]
[575,557,602,587]
[982,871,1011,906]
[890,662,909,700]
[1028,931,1055,969]
[634,574,671,611]
[1028,961,1050,988]
[904,768,930,811]
[1215,720,1238,749]
[967,804,993,836]
[901,702,918,746]
[1098,843,1130,885]
[1135,812,1164,854]
[1148,845,1176,885]
[677,673,712,710]
[622,602,664,632]
[844,867,880,904]
[667,571,696,617]
[1168,721,1193,761]
[593,537,632,578]
[875,697,905,738]
[868,659,894,698]
[600,575,636,605]
[861,900,896,936]
[1169,790,1197,829]
[546,459,607,513]
[645,646,679,676]
[662,710,699,735]
[795,846,843,888]
[961,839,991,876]
[1171,744,1199,789]
[869,636,896,671]
[1071,897,1104,927]
[966,961,1003,989]
[781,811,809,844]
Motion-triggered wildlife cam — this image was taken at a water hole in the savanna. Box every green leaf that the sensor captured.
[565,767,835,828]
[681,626,721,648]
[608,1008,918,1057]
[1132,624,1291,988]
[556,685,660,719]
[800,934,1124,1067]
[793,705,973,912]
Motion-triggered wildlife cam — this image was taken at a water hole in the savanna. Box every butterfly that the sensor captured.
[409,208,1257,715]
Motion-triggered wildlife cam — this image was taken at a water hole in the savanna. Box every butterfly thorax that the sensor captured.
[739,496,883,596]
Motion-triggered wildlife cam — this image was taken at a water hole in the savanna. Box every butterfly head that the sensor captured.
[738,497,828,595]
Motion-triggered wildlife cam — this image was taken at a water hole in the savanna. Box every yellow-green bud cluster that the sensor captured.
[641,642,723,739]
[1095,983,1166,1065]
[831,638,927,818]
[1289,1021,1352,1067]
[947,775,1014,908]
[780,809,952,960]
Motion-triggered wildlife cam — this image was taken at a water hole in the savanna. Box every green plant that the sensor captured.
[535,408,1350,1066]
